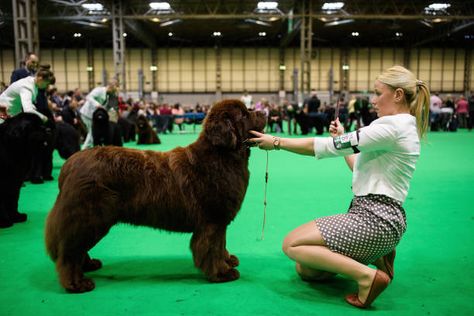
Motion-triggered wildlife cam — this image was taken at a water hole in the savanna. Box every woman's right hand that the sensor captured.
[329,118,344,137]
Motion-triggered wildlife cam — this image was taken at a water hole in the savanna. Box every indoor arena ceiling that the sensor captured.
[0,0,474,49]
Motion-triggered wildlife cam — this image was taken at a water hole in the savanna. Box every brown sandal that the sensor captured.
[374,250,395,280]
[345,270,391,308]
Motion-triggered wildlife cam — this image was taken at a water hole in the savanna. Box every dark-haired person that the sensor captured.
[249,65,430,309]
[10,52,39,84]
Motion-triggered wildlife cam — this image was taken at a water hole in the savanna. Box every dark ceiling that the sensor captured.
[1,0,474,49]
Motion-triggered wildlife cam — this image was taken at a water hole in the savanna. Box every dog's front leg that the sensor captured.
[190,224,239,282]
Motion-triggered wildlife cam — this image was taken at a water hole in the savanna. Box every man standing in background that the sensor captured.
[10,52,39,83]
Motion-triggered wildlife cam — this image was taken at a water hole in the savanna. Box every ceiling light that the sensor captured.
[150,65,158,71]
[259,32,267,37]
[73,32,82,38]
[351,32,359,36]
[342,64,350,70]
[122,32,127,37]
[322,2,345,11]
[395,32,403,37]
[149,2,171,10]
[426,3,451,11]
[101,18,108,23]
[151,17,160,22]
[86,66,93,72]
[168,32,173,36]
[81,3,104,11]
[213,31,222,37]
[254,1,283,18]
[257,2,278,10]
[279,64,286,71]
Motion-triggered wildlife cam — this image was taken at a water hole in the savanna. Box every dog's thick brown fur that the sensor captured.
[45,99,266,293]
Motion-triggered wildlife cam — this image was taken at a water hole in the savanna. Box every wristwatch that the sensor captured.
[272,137,281,150]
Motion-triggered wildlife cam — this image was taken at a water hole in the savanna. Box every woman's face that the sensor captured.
[36,77,50,89]
[371,80,398,117]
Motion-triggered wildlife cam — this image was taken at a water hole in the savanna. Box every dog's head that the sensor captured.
[0,113,49,153]
[203,99,266,149]
[136,115,149,131]
[92,107,109,124]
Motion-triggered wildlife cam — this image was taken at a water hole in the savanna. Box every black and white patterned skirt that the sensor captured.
[315,194,407,264]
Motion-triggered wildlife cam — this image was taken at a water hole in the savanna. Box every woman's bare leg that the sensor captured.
[282,221,379,302]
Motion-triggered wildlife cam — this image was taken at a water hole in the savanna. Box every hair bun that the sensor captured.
[39,64,51,70]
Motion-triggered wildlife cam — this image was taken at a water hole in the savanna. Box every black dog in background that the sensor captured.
[136,115,161,144]
[55,121,80,159]
[0,113,48,228]
[92,108,122,147]
[117,117,136,143]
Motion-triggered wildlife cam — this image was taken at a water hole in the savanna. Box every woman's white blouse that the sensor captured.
[313,114,420,203]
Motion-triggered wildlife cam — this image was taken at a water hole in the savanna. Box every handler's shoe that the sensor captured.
[373,250,395,280]
[345,270,391,309]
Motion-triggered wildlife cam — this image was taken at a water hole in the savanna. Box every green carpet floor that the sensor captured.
[1,128,473,315]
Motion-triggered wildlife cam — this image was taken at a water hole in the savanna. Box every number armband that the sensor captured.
[333,131,360,153]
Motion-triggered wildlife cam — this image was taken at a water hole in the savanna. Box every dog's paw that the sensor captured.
[226,255,239,268]
[83,258,103,272]
[208,268,240,283]
[64,277,95,293]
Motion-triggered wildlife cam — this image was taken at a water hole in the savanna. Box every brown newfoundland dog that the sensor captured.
[45,99,266,293]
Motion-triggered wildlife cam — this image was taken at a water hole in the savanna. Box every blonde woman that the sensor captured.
[0,65,55,123]
[249,65,430,308]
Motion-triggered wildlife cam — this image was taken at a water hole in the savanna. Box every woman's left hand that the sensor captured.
[248,130,275,150]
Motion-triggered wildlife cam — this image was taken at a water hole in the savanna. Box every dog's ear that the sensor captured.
[206,117,237,148]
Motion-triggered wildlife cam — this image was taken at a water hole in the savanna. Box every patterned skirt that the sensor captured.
[315,194,407,264]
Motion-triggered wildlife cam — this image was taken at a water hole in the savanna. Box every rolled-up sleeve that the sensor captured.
[20,88,47,122]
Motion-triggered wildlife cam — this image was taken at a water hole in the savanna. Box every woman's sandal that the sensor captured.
[345,270,391,309]
[374,250,395,280]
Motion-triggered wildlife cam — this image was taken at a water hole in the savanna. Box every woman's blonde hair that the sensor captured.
[376,65,430,138]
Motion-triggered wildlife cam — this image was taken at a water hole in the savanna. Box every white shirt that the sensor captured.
[313,114,420,203]
[240,94,253,109]
[79,86,108,119]
[0,76,47,122]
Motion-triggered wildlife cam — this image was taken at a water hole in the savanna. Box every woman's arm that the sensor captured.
[20,88,47,122]
[249,131,315,156]
[344,154,356,171]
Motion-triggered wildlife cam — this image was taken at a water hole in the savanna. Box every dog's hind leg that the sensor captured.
[55,217,111,293]
[57,252,95,293]
[190,224,240,283]
[224,250,239,268]
[82,253,103,272]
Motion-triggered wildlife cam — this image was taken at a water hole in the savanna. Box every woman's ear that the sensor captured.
[394,88,405,103]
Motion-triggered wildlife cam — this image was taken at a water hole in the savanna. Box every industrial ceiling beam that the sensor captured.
[36,14,474,21]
